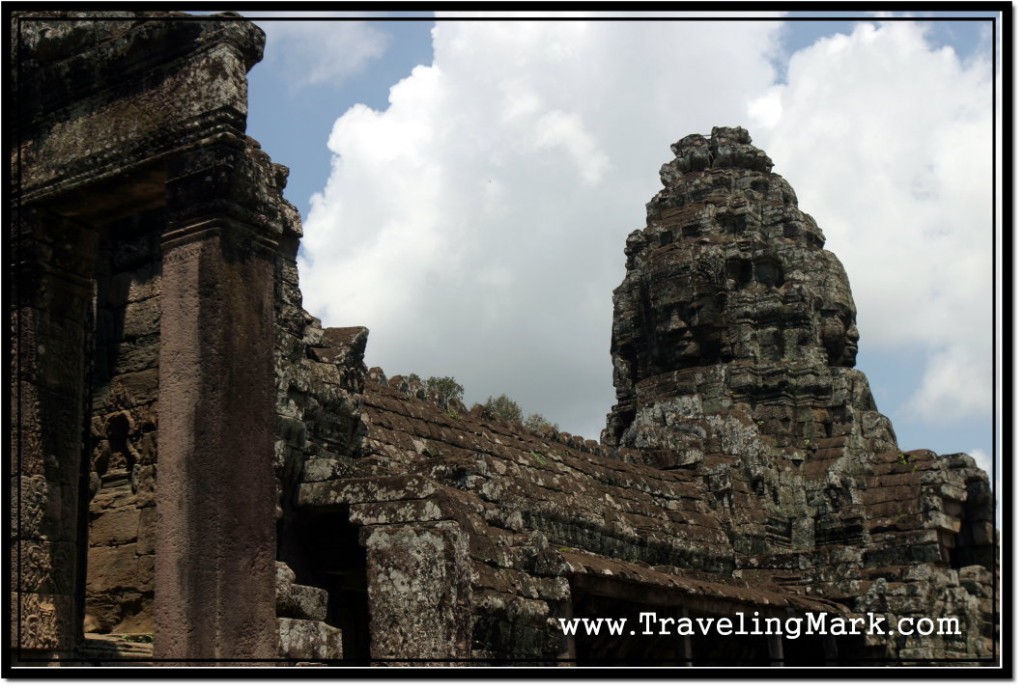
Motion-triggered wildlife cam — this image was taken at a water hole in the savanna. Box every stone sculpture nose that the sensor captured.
[668,311,689,332]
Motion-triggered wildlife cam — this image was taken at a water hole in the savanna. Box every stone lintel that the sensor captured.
[298,474,443,509]
[16,14,263,206]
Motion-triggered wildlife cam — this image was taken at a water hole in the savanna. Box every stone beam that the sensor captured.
[15,13,264,207]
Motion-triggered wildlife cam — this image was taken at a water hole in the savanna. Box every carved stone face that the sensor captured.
[607,128,873,447]
[629,249,861,377]
[612,125,867,408]
[640,274,729,375]
[821,306,859,367]
[816,256,860,368]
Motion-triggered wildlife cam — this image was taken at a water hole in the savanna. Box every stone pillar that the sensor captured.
[361,521,473,663]
[556,599,577,663]
[823,634,839,665]
[11,209,97,660]
[768,633,785,667]
[674,607,693,666]
[153,142,279,660]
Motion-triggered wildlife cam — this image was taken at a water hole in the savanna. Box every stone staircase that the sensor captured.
[276,561,344,662]
[75,633,153,665]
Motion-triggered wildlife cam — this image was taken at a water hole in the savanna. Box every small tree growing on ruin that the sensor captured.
[426,376,464,407]
[483,394,523,424]
[525,413,558,433]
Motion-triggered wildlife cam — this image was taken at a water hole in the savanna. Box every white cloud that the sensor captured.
[300,19,783,437]
[749,21,994,424]
[251,13,390,88]
[907,345,992,421]
[298,18,993,438]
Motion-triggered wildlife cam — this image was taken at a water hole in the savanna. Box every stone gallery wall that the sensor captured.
[84,210,163,634]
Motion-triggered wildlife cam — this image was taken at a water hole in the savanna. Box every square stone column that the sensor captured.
[361,520,473,663]
[153,142,279,661]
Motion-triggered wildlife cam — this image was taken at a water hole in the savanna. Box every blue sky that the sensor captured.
[239,10,1001,495]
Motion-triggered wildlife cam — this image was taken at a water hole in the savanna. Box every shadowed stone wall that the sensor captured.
[12,11,282,662]
[84,209,163,634]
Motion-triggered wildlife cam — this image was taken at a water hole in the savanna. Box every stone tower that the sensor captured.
[605,126,893,462]
[603,126,995,661]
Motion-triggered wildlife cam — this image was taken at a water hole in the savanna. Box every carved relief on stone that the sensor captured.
[606,126,888,453]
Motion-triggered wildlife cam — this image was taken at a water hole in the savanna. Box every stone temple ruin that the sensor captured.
[11,12,997,667]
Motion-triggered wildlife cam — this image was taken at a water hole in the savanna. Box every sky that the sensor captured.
[240,10,1001,496]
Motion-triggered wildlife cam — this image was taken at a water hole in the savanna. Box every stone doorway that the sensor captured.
[280,506,371,663]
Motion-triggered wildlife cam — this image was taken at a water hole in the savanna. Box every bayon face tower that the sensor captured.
[606,126,887,460]
[603,127,994,661]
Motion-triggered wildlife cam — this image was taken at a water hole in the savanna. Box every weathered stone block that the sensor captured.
[108,369,159,405]
[121,298,161,339]
[363,521,472,660]
[276,583,329,622]
[135,554,155,594]
[349,498,451,526]
[87,544,139,593]
[107,267,161,306]
[299,474,440,508]
[135,506,157,556]
[89,505,140,548]
[277,618,343,660]
[133,464,157,506]
[113,335,161,374]
[300,456,360,482]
